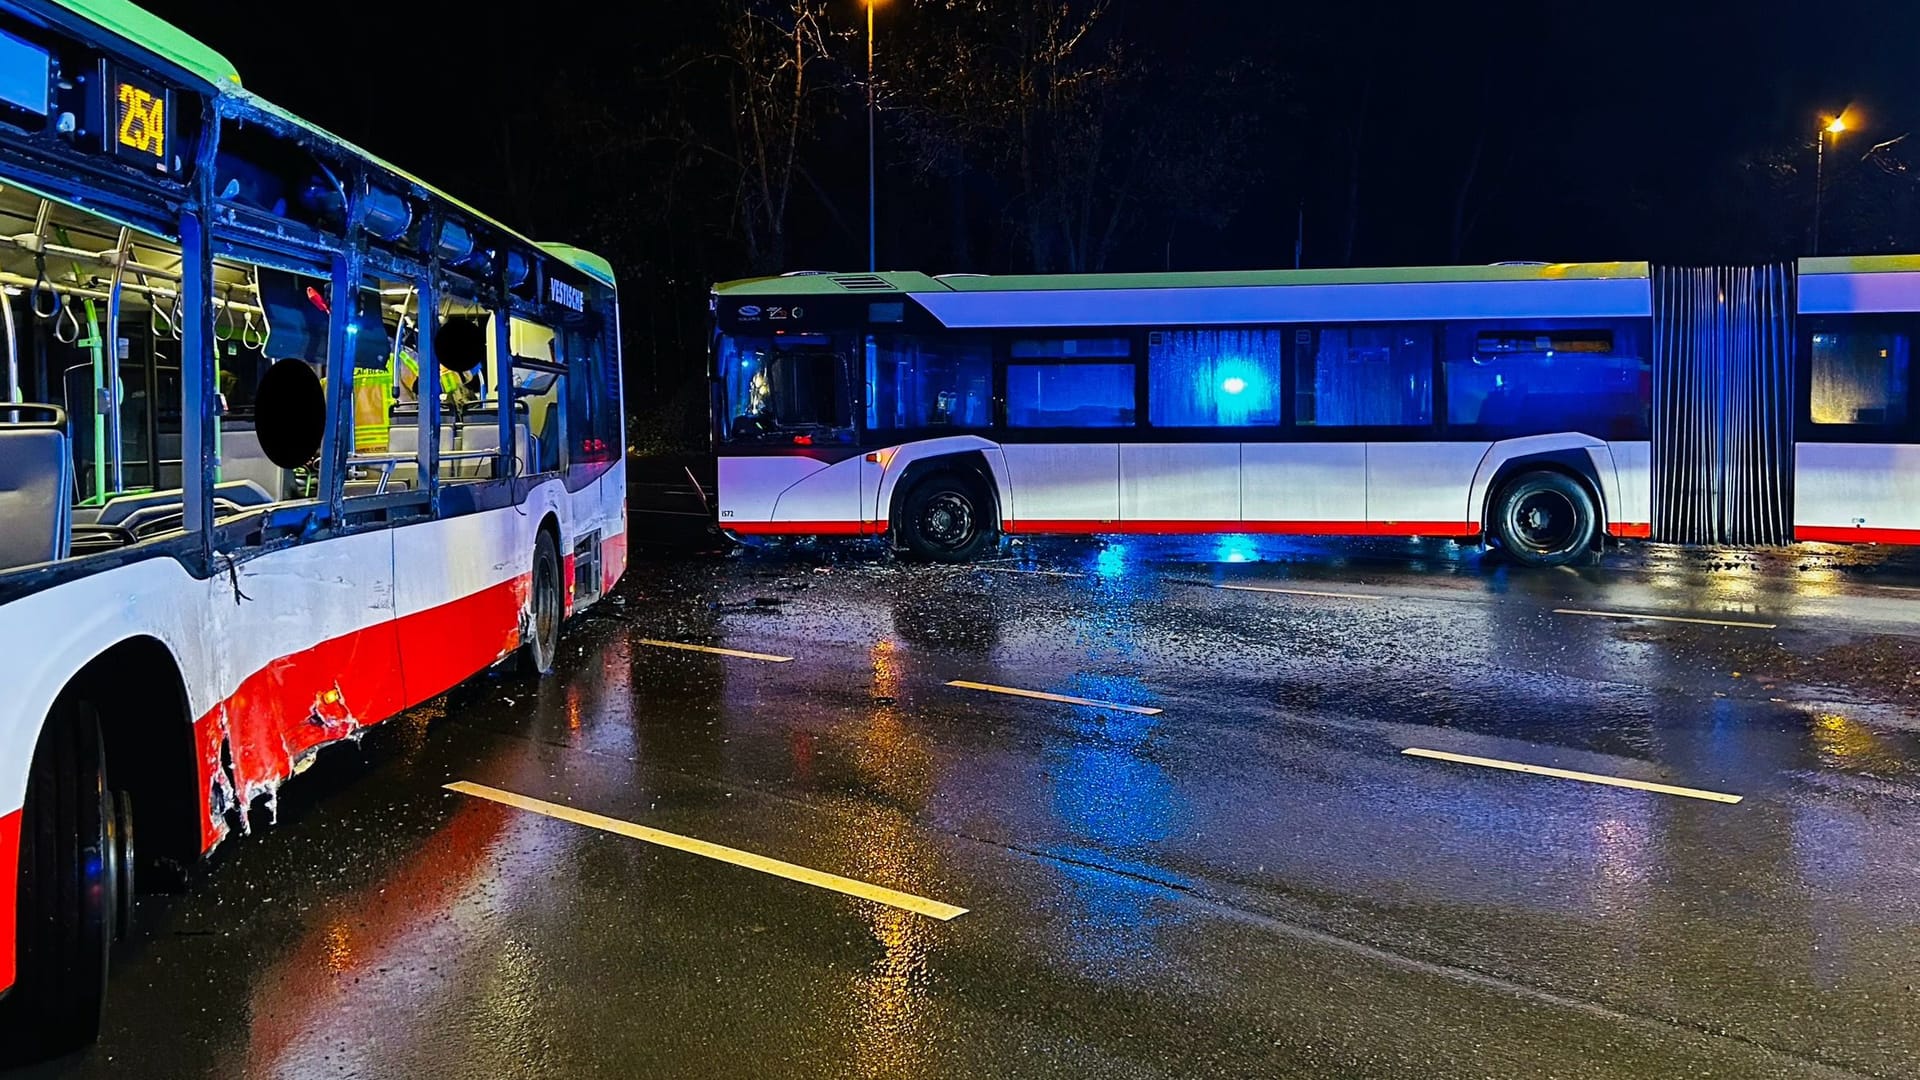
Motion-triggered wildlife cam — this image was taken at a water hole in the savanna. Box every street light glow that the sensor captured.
[1826,116,1847,134]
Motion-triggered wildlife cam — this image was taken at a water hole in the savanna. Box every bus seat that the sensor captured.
[0,405,73,570]
[385,422,455,488]
[221,426,288,501]
[449,419,530,479]
[342,478,412,498]
[116,498,247,538]
[95,480,273,527]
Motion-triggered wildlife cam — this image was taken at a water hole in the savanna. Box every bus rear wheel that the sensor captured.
[899,474,996,563]
[520,530,563,676]
[1,699,129,1056]
[1491,471,1597,567]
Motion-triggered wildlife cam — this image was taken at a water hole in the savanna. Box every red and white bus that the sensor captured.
[0,2,625,1047]
[710,260,1918,563]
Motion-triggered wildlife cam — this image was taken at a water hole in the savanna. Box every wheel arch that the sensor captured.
[49,635,200,883]
[885,450,1002,543]
[1479,450,1611,549]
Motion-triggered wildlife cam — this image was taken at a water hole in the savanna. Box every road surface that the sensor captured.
[17,531,1920,1079]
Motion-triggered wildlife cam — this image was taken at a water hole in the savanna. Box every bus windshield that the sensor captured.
[716,333,854,444]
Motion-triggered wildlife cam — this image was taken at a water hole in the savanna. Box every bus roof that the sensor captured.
[712,262,1653,297]
[56,0,240,86]
[48,0,615,288]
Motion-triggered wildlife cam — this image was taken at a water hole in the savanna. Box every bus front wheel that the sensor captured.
[1,699,129,1056]
[899,474,996,563]
[1491,471,1597,567]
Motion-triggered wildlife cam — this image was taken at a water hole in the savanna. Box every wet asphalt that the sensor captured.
[13,525,1920,1079]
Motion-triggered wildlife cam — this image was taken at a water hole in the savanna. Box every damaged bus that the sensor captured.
[711,261,1916,564]
[0,0,626,1048]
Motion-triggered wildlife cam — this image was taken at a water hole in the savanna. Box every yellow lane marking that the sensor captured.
[1401,748,1743,804]
[975,566,1083,578]
[1217,583,1384,601]
[946,680,1163,715]
[1553,608,1775,630]
[637,639,795,663]
[446,782,968,921]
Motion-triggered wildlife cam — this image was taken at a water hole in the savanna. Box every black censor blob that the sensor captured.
[253,357,327,469]
[434,318,487,374]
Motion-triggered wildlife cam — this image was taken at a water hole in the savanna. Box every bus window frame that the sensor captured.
[1434,316,1655,444]
[982,327,1143,441]
[1797,313,1920,445]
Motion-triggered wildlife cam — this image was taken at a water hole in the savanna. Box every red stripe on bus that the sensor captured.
[601,531,628,596]
[0,807,17,993]
[191,573,530,852]
[1607,522,1652,538]
[1795,525,1920,545]
[725,520,885,536]
[394,574,531,712]
[1002,520,1483,538]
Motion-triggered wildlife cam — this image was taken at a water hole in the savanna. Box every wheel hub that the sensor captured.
[1512,490,1577,552]
[922,493,974,548]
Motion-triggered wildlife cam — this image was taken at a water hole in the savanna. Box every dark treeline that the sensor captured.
[150,0,1920,445]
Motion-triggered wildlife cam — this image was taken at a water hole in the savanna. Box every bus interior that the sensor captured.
[0,183,563,575]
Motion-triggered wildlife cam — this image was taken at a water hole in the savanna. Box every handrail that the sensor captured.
[347,447,508,494]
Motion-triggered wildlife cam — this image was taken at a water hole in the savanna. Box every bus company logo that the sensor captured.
[737,305,763,320]
[766,305,788,320]
[550,277,586,313]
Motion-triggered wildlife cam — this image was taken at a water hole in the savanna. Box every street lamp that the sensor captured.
[865,0,882,273]
[1814,113,1848,255]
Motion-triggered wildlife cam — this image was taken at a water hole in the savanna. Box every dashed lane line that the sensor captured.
[446,781,968,920]
[1169,578,1385,601]
[1215,583,1385,601]
[1401,748,1743,804]
[946,679,1164,715]
[1553,608,1776,630]
[636,639,795,663]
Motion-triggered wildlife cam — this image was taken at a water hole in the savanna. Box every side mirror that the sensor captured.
[253,357,327,469]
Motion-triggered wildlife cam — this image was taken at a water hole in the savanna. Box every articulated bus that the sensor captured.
[710,261,1917,564]
[0,1,625,1047]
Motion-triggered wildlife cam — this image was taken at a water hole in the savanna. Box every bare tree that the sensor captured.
[724,0,845,272]
[893,0,1258,273]
[895,0,1133,271]
[643,0,845,274]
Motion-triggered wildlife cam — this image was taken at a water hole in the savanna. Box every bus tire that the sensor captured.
[898,473,996,563]
[520,529,563,676]
[1491,471,1597,567]
[0,699,123,1055]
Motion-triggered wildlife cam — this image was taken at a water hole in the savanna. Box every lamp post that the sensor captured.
[866,0,880,273]
[1814,114,1846,255]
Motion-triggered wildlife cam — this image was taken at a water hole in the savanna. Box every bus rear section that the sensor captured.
[0,1,625,1051]
[710,263,1919,563]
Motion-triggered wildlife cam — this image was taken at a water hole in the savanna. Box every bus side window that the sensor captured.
[564,313,620,464]
[1808,320,1911,427]
[866,334,992,431]
[1439,318,1652,439]
[1004,337,1136,429]
[1147,328,1282,428]
[1296,325,1433,427]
